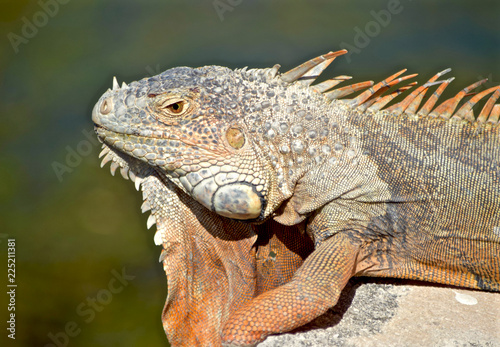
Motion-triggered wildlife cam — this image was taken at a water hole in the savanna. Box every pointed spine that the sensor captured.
[486,104,500,124]
[386,69,452,114]
[119,166,129,180]
[159,249,167,263]
[134,177,142,191]
[325,81,374,100]
[310,76,352,93]
[147,214,156,229]
[100,153,113,167]
[477,89,500,123]
[154,230,163,246]
[109,162,119,176]
[429,79,487,119]
[280,50,347,83]
[112,76,119,91]
[358,73,418,111]
[268,64,281,78]
[418,78,454,116]
[98,147,109,158]
[367,84,416,112]
[349,69,408,106]
[141,200,151,213]
[128,170,137,182]
[452,86,500,122]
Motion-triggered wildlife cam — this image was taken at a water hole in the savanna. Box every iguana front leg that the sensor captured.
[222,231,359,346]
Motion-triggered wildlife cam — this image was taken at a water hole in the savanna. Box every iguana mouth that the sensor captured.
[94,123,179,142]
[94,124,190,170]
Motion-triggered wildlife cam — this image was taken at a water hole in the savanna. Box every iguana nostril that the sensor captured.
[100,97,113,115]
[226,127,245,149]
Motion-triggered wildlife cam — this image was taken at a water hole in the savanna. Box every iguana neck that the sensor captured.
[243,89,392,224]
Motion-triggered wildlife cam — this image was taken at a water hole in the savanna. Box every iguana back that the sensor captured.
[317,107,500,289]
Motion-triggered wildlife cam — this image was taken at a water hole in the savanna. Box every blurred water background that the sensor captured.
[0,0,498,346]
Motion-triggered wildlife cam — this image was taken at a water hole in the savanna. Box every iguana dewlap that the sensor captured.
[92,50,500,346]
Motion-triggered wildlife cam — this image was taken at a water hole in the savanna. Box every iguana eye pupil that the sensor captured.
[156,98,189,118]
[167,102,184,114]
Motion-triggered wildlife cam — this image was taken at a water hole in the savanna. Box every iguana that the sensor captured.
[92,49,500,347]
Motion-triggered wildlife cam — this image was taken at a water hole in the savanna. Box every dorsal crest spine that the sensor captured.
[277,50,500,126]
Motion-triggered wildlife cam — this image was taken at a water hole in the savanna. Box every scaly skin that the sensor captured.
[93,50,500,346]
[96,145,309,346]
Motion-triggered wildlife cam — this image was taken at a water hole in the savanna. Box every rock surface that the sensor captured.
[259,279,500,347]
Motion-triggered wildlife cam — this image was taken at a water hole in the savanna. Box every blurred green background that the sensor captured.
[0,0,498,346]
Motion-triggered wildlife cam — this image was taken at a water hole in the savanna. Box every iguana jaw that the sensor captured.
[95,123,268,222]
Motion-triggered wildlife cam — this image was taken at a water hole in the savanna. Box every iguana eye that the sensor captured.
[159,98,190,116]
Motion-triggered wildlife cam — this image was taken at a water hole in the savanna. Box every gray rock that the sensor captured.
[259,279,500,347]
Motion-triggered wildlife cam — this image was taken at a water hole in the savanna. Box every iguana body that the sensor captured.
[92,50,500,346]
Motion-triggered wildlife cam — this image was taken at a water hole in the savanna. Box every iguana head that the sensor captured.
[93,65,288,221]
